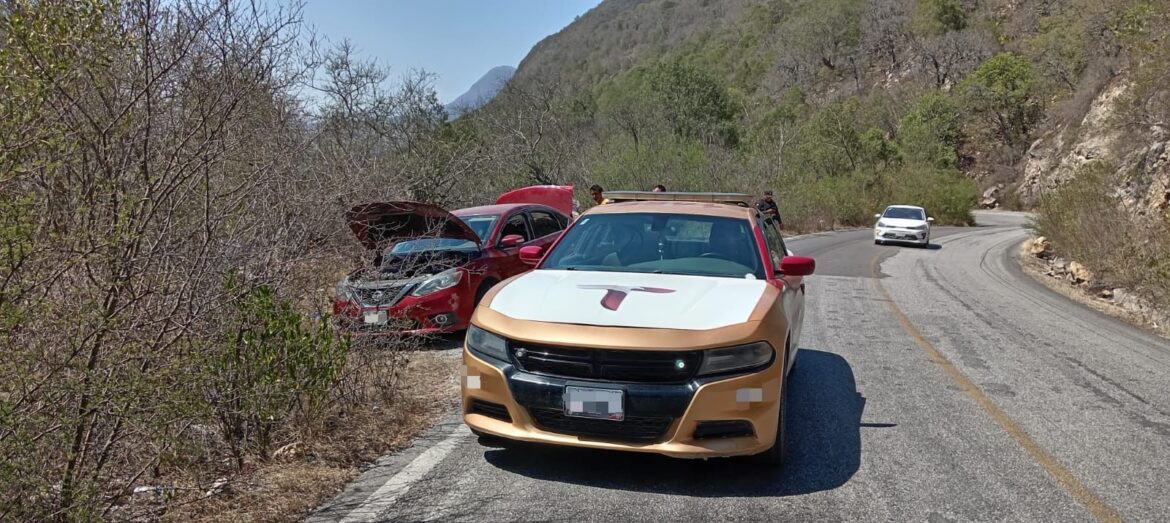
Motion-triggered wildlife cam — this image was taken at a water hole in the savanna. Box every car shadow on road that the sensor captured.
[483,349,864,497]
[876,242,942,250]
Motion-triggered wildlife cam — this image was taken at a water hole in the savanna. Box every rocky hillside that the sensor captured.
[1022,78,1170,217]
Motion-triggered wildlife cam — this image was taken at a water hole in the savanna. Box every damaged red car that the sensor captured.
[333,186,573,335]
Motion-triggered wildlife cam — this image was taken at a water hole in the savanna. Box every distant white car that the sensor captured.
[873,205,933,247]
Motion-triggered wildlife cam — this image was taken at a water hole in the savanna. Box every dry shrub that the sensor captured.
[0,1,466,520]
[1032,161,1170,302]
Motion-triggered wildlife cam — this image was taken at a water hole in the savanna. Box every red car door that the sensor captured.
[492,210,536,279]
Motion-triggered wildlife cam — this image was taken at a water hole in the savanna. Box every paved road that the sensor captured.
[311,211,1170,522]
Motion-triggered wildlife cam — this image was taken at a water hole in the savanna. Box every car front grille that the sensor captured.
[353,283,414,307]
[527,408,673,442]
[509,343,701,383]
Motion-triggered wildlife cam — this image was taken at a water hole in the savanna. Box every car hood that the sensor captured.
[487,270,769,331]
[346,202,481,250]
[877,217,927,228]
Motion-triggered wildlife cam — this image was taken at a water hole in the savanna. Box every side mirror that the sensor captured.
[926,217,935,222]
[519,245,544,265]
[499,234,525,248]
[778,256,815,276]
[873,214,881,219]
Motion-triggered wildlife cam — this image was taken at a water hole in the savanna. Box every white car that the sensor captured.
[873,205,933,247]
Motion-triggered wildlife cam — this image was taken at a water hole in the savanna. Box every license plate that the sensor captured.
[564,386,623,421]
[363,310,388,325]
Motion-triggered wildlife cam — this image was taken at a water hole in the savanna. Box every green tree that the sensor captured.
[645,60,739,146]
[898,91,961,169]
[913,0,967,36]
[960,53,1043,150]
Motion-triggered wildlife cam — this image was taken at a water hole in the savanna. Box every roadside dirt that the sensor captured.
[1016,240,1170,340]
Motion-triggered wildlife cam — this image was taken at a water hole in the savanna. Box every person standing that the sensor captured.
[590,184,611,206]
[755,190,783,229]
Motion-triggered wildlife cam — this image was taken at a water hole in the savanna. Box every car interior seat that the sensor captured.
[708,221,757,271]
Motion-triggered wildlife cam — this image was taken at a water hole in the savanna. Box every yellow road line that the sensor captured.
[869,253,1123,523]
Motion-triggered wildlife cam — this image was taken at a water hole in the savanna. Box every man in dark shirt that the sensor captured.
[756,190,783,229]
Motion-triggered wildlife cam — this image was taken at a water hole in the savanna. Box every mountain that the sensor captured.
[444,65,516,119]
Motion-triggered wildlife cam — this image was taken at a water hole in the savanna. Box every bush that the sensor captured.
[205,278,350,470]
[1032,161,1170,302]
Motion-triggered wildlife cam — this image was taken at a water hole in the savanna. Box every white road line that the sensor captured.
[339,423,471,523]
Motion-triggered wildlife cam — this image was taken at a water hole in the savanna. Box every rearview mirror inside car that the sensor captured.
[779,256,815,276]
[500,234,524,248]
[519,245,544,265]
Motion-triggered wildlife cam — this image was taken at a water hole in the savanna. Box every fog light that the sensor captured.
[430,313,457,326]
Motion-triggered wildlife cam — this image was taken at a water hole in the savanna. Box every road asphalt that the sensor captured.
[310,211,1170,522]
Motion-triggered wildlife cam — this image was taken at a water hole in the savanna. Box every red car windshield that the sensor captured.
[541,212,765,279]
[460,214,499,242]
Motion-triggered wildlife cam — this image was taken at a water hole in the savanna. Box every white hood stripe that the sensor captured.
[489,270,766,330]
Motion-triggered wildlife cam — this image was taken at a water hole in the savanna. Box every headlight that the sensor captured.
[697,342,774,376]
[877,221,889,228]
[335,281,355,301]
[410,268,463,297]
[910,224,927,230]
[466,324,507,361]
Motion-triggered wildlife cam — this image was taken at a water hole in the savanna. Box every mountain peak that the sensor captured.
[445,65,516,119]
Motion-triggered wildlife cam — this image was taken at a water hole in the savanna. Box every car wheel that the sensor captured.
[874,239,883,246]
[748,385,788,466]
[474,280,497,308]
[748,341,791,467]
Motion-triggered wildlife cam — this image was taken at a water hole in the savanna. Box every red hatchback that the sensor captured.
[333,186,573,335]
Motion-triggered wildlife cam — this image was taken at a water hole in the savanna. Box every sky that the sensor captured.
[301,0,602,104]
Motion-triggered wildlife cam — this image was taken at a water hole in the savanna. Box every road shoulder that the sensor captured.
[1016,239,1170,340]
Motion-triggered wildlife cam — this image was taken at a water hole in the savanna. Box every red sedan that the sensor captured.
[333,186,573,335]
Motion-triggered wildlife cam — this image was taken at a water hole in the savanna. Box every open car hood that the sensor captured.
[495,185,574,216]
[346,202,481,251]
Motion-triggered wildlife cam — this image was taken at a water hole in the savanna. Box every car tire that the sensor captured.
[748,385,788,467]
[748,342,791,467]
[874,239,883,246]
[473,280,497,308]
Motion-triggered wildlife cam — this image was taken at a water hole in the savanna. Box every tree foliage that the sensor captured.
[960,52,1043,149]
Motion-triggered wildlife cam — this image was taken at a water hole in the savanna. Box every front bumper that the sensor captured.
[874,227,928,244]
[334,285,468,335]
[461,346,784,459]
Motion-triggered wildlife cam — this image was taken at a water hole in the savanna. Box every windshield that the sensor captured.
[541,213,765,279]
[388,238,479,254]
[460,214,499,242]
[883,207,925,220]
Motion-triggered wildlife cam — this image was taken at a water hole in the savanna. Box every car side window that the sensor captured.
[761,219,785,270]
[499,213,532,244]
[529,210,562,238]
